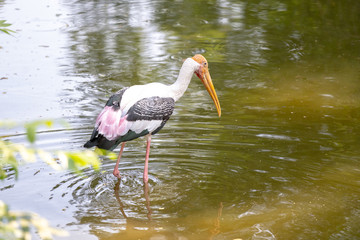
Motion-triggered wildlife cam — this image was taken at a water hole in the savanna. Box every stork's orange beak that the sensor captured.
[200,67,221,117]
[192,54,221,117]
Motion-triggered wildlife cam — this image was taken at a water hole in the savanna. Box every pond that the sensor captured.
[1,0,360,239]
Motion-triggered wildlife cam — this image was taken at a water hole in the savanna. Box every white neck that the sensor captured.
[169,58,199,102]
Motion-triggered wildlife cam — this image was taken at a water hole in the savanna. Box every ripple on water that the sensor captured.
[53,169,151,229]
[43,137,243,235]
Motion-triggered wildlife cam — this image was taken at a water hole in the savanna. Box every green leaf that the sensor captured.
[25,123,36,143]
[0,20,10,26]
[94,147,117,160]
[0,20,15,35]
[24,120,59,143]
[67,157,76,172]
[0,168,6,180]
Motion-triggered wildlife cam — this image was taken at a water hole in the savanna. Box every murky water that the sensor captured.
[1,0,360,239]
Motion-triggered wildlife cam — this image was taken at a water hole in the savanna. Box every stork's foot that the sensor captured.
[113,168,121,179]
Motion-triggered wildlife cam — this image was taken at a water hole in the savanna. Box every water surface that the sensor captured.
[1,0,360,239]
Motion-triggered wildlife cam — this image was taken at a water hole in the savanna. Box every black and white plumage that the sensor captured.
[84,92,174,150]
[84,54,221,183]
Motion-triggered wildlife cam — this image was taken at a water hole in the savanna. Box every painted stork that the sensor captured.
[84,54,221,183]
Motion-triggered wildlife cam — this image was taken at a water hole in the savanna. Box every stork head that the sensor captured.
[192,54,221,117]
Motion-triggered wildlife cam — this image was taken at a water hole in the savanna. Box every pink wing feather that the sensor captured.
[95,106,133,141]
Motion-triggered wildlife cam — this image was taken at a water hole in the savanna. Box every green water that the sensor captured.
[1,0,360,239]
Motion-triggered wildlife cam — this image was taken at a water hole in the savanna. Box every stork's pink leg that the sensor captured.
[113,142,125,179]
[143,134,151,184]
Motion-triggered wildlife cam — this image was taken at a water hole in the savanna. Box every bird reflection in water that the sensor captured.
[114,179,152,221]
[114,179,223,239]
[210,202,223,240]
